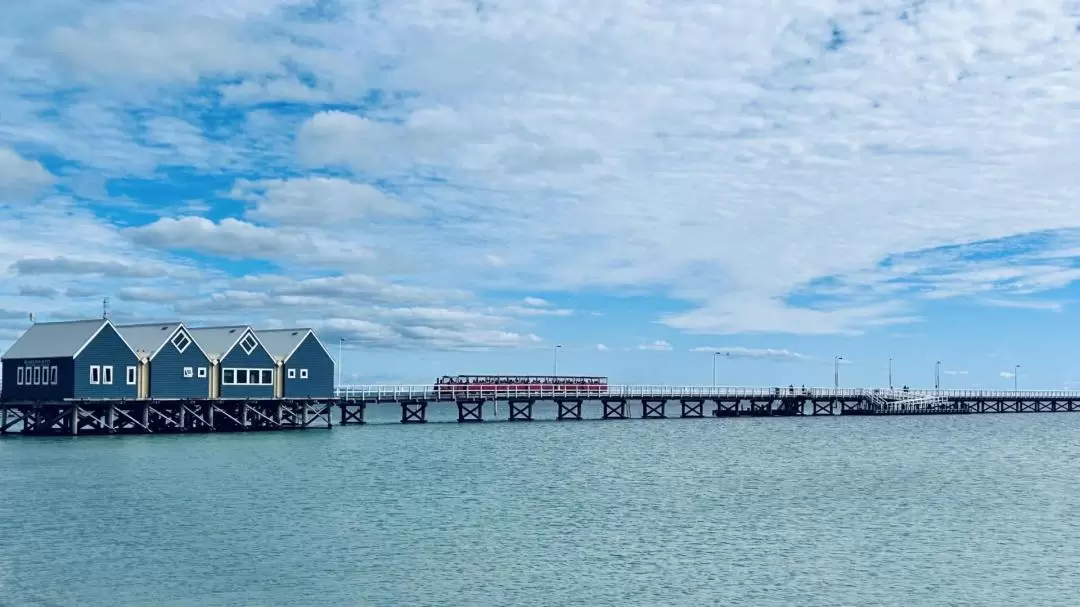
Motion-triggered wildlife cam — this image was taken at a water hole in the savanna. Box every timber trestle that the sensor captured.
[324,391,1080,425]
[0,399,334,436]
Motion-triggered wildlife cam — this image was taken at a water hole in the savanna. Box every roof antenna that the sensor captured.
[102,297,110,320]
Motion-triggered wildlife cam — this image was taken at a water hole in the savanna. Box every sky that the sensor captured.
[1,0,1080,389]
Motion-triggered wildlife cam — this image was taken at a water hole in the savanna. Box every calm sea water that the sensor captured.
[2,405,1080,606]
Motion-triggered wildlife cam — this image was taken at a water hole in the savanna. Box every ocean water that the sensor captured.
[2,406,1080,606]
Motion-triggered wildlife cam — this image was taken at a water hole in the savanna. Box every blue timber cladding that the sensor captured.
[73,323,140,400]
[219,336,276,399]
[150,332,211,399]
[0,358,74,402]
[283,333,334,398]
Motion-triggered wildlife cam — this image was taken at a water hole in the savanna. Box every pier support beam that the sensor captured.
[602,398,628,420]
[713,399,739,417]
[339,400,366,425]
[555,398,583,420]
[400,399,428,424]
[680,399,704,418]
[508,398,534,421]
[456,398,484,423]
[812,399,834,415]
[641,398,666,419]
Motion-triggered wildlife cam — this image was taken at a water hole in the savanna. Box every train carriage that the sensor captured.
[433,374,608,397]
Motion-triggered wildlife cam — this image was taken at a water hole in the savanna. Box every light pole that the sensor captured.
[935,360,941,390]
[834,356,843,389]
[337,337,344,392]
[553,344,561,376]
[1014,364,1020,391]
[712,351,727,387]
[888,357,892,390]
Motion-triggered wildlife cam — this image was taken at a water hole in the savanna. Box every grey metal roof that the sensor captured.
[114,322,183,359]
[256,328,312,362]
[186,325,251,360]
[1,319,109,360]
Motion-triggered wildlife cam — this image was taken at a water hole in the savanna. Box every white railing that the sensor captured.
[334,385,1080,400]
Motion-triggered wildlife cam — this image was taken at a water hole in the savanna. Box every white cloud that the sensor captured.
[943,370,969,376]
[689,346,806,361]
[1000,371,1016,379]
[0,147,54,200]
[596,343,609,351]
[232,177,416,227]
[523,297,549,307]
[637,340,673,351]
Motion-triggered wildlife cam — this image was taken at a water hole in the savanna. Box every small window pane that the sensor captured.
[223,369,235,384]
[183,367,194,378]
[50,366,58,385]
[287,369,296,379]
[17,367,24,385]
[236,369,249,384]
[103,366,113,384]
[261,370,272,385]
[32,367,41,385]
[197,367,207,378]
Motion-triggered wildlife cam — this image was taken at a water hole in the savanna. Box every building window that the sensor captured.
[17,367,24,385]
[183,367,194,378]
[32,366,41,385]
[287,368,296,379]
[221,368,274,385]
[90,365,100,384]
[126,366,137,385]
[171,331,191,353]
[239,333,259,355]
[197,367,207,378]
[102,366,113,385]
[50,366,58,385]
[300,369,309,379]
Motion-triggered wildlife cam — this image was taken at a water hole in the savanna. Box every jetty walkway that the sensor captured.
[334,385,1080,424]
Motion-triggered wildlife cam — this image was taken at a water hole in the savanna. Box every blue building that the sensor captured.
[113,322,211,399]
[0,319,140,402]
[187,325,276,399]
[257,328,335,398]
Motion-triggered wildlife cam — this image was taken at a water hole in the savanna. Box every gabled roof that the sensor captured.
[186,325,259,361]
[257,328,333,363]
[1,319,132,360]
[114,322,207,361]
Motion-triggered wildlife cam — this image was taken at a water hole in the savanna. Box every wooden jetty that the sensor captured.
[333,385,1080,425]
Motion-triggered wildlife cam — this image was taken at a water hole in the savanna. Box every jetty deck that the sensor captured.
[334,385,1080,424]
[5,385,1080,435]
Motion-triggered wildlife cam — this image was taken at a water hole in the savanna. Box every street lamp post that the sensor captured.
[1014,364,1020,391]
[337,337,344,393]
[712,352,718,387]
[935,360,941,390]
[888,357,892,390]
[834,356,843,389]
[553,344,562,376]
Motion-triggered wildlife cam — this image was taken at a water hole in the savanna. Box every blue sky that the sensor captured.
[2,0,1080,389]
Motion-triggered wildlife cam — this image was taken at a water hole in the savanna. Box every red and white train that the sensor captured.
[432,375,609,397]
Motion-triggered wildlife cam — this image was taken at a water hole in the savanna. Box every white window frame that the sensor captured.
[183,367,194,378]
[50,366,58,385]
[221,367,274,385]
[32,366,41,385]
[300,369,309,379]
[90,365,100,384]
[126,366,137,385]
[287,368,296,379]
[171,331,191,354]
[16,367,24,385]
[197,367,207,378]
[239,333,258,355]
[102,365,113,385]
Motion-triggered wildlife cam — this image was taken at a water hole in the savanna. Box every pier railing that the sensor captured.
[334,385,1080,401]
